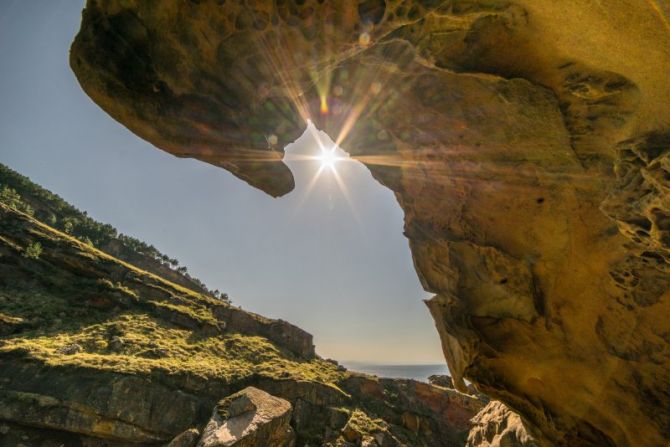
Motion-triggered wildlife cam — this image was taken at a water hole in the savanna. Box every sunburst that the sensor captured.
[317,147,340,171]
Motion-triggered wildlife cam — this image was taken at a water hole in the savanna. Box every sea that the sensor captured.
[341,362,449,382]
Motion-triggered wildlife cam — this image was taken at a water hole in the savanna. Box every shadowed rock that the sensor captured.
[167,428,200,447]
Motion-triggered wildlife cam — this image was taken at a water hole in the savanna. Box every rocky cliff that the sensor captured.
[0,202,483,446]
[68,1,670,445]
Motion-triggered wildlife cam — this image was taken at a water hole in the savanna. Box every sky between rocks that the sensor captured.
[0,0,444,363]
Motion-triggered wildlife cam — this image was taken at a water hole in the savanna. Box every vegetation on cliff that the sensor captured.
[0,163,222,297]
[0,200,331,382]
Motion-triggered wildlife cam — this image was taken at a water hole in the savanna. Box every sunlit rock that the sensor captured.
[466,401,539,447]
[197,387,295,447]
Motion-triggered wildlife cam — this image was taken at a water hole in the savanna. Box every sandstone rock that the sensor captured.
[167,428,200,447]
[0,373,188,444]
[67,2,670,444]
[342,375,484,445]
[197,387,295,447]
[211,306,315,358]
[466,401,539,447]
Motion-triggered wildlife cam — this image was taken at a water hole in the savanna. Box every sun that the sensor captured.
[317,147,340,171]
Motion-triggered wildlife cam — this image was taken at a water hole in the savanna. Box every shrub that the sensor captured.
[23,242,42,260]
[0,185,21,209]
[0,185,34,215]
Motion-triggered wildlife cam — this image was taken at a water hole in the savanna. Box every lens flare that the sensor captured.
[320,96,329,115]
[318,147,339,170]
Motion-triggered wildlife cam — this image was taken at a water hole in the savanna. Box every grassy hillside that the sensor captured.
[0,163,219,297]
[0,172,483,446]
[0,201,325,378]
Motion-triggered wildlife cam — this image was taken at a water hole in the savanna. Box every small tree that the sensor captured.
[22,204,35,216]
[23,242,42,260]
[0,185,22,209]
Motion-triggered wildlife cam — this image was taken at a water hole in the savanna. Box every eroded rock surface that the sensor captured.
[70,1,670,446]
[466,401,539,447]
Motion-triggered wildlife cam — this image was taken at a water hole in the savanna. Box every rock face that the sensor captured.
[69,1,670,446]
[428,374,453,389]
[466,401,539,447]
[197,387,295,447]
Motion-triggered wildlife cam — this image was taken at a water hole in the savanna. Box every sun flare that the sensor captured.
[318,147,340,170]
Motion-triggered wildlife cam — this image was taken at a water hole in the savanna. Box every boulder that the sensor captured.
[466,401,539,447]
[197,387,295,447]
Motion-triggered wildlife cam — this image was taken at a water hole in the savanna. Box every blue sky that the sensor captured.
[0,0,443,363]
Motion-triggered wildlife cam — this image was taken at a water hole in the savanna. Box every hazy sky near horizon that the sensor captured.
[0,0,444,363]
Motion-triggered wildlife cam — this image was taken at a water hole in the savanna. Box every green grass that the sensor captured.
[0,203,347,388]
[346,409,389,433]
[0,312,343,383]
